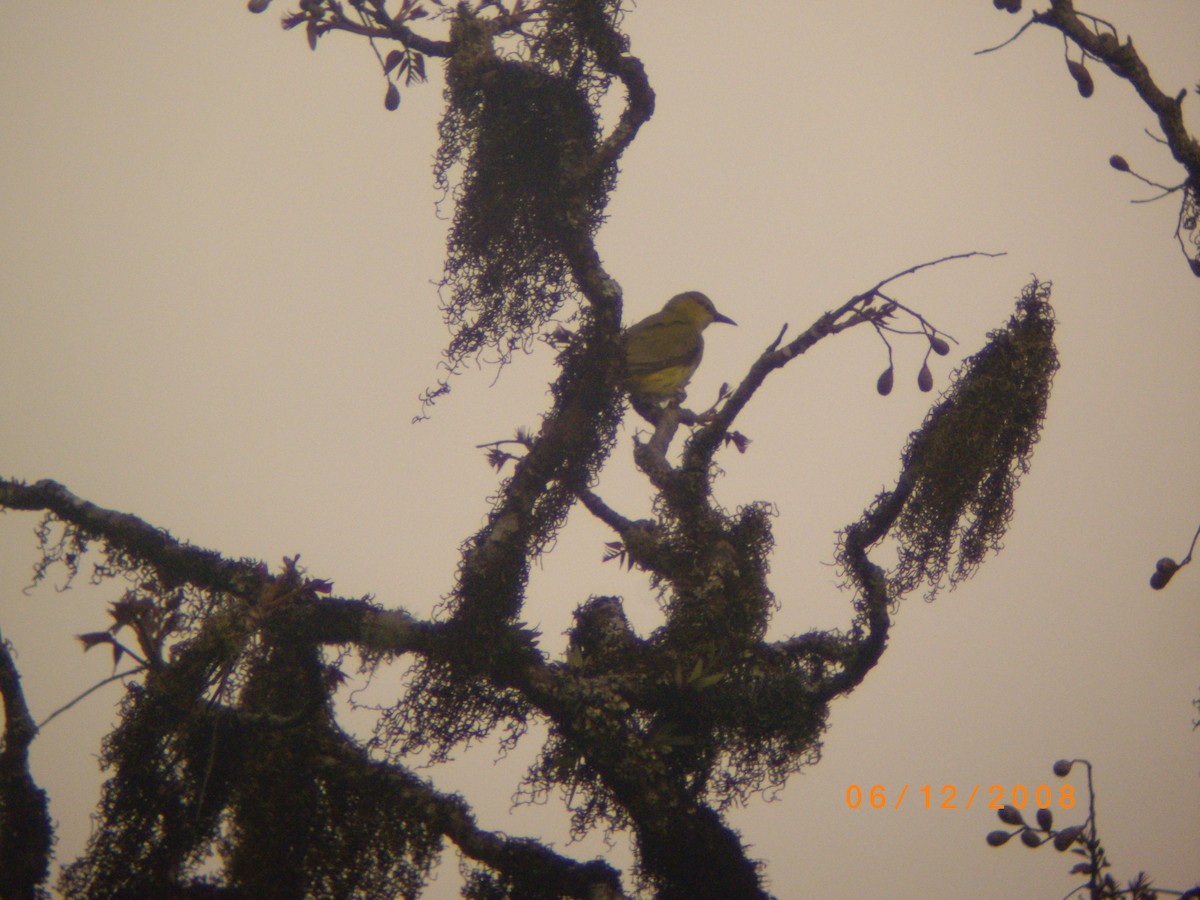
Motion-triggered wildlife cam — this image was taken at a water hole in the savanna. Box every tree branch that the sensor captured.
[357,750,628,898]
[817,473,914,700]
[986,0,1200,268]
[685,252,1001,470]
[0,634,53,898]
[0,479,442,663]
[0,478,267,600]
[588,55,654,177]
[1033,1,1200,189]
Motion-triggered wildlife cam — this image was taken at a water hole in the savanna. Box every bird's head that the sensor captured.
[664,291,737,330]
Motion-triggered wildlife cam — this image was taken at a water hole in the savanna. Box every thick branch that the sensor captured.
[0,479,452,668]
[0,478,267,599]
[631,406,684,494]
[752,475,915,704]
[497,663,769,898]
[816,472,915,701]
[0,634,53,898]
[446,205,626,634]
[362,754,626,898]
[437,796,627,898]
[589,55,655,177]
[310,594,770,896]
[575,487,635,534]
[312,593,770,895]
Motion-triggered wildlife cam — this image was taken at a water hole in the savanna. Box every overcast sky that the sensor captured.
[1,3,1197,897]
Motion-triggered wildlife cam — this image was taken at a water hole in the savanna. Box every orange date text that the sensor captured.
[845,783,1076,811]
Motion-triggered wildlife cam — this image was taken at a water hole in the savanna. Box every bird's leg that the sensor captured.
[630,395,667,424]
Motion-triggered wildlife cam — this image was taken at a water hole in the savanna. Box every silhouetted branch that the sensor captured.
[0,479,267,601]
[0,634,53,898]
[1030,1,1200,185]
[984,0,1200,270]
[349,746,629,899]
[686,251,1002,468]
[37,667,145,732]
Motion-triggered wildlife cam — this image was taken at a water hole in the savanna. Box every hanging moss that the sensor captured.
[434,7,617,374]
[882,279,1059,598]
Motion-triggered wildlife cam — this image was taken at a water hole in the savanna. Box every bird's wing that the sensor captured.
[624,318,704,376]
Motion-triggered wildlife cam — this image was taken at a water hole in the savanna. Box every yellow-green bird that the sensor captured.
[623,291,736,405]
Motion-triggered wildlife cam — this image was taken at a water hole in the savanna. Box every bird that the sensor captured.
[623,291,736,407]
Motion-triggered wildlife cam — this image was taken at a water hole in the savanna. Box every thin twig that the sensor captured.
[975,18,1038,56]
[866,251,1007,295]
[37,666,145,731]
[1180,523,1200,567]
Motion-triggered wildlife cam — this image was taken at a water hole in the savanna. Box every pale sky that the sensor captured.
[1,3,1197,898]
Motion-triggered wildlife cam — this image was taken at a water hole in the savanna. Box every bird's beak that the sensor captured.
[712,311,737,326]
